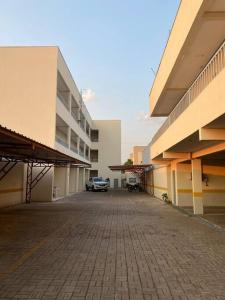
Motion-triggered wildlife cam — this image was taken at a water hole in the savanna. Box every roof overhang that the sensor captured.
[0,126,90,167]
[150,0,225,116]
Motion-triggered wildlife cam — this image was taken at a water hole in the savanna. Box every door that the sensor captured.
[114,178,119,189]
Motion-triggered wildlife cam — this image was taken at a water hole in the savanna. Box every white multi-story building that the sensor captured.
[0,46,121,207]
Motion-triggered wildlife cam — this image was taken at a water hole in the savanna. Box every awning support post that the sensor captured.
[0,160,17,181]
[25,163,52,203]
[26,162,33,203]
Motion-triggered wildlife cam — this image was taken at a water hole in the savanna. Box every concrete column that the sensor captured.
[65,165,70,196]
[166,166,172,201]
[69,167,76,194]
[85,169,90,183]
[79,168,84,191]
[191,159,204,215]
[83,168,86,189]
[75,167,79,192]
[170,162,177,205]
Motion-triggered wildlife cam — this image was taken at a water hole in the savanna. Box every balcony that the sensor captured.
[71,95,80,123]
[152,40,225,145]
[150,0,225,116]
[70,129,78,154]
[85,145,90,161]
[79,139,85,157]
[55,115,69,148]
[86,122,90,137]
[79,111,85,131]
[57,71,70,111]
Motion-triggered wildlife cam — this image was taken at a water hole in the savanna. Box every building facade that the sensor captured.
[0,46,121,207]
[130,146,145,165]
[147,0,225,214]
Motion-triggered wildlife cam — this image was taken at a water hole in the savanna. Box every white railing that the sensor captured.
[57,91,70,111]
[55,136,68,148]
[151,40,225,144]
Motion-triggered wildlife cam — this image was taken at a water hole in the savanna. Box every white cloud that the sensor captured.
[137,111,151,121]
[82,89,96,102]
[137,111,166,126]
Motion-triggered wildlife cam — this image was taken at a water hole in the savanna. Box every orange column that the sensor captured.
[191,159,204,215]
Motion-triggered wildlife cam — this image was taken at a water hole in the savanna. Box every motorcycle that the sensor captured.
[127,184,140,192]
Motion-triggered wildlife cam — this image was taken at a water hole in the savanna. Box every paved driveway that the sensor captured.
[0,190,225,299]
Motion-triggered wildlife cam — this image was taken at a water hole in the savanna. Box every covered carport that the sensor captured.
[109,164,153,191]
[0,125,90,204]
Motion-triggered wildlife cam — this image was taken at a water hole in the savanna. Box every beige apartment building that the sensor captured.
[147,0,225,214]
[129,146,145,165]
[0,46,121,208]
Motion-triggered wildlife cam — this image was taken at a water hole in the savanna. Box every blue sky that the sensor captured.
[0,0,180,162]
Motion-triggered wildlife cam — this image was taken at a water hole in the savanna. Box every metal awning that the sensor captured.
[0,125,90,167]
[109,164,152,172]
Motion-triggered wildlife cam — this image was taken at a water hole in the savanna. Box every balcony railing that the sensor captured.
[56,136,68,148]
[71,145,78,154]
[57,91,70,111]
[151,40,225,144]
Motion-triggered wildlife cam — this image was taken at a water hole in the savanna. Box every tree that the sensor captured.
[124,159,133,166]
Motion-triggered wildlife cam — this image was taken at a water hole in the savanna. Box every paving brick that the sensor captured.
[0,190,225,299]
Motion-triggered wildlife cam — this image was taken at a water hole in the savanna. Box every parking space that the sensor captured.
[0,190,225,299]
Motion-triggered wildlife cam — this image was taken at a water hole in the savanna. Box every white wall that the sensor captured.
[142,143,151,164]
[53,167,67,198]
[30,166,54,202]
[91,120,121,188]
[153,166,169,200]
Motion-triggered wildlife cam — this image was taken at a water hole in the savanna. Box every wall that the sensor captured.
[69,167,76,193]
[146,171,154,195]
[79,168,84,191]
[31,166,54,202]
[142,144,151,164]
[174,164,225,207]
[0,163,24,208]
[0,47,58,147]
[152,166,169,200]
[151,163,225,208]
[91,120,121,188]
[202,165,225,206]
[133,146,145,165]
[175,163,193,207]
[53,167,67,198]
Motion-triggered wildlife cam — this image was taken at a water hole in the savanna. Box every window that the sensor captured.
[90,170,98,177]
[91,130,99,142]
[90,149,98,162]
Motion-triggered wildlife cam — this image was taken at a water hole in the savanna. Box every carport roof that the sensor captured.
[0,125,90,166]
[109,164,152,171]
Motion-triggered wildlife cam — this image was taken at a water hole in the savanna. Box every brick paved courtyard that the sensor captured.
[1,190,225,299]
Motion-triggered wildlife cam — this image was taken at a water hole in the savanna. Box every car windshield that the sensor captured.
[93,177,103,182]
[129,178,137,183]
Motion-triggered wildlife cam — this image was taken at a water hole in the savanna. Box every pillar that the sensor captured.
[170,162,177,205]
[191,159,203,215]
[65,165,70,195]
[83,168,86,189]
[75,167,79,192]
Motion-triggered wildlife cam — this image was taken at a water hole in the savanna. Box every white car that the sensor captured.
[86,177,108,192]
